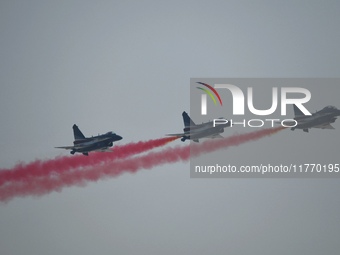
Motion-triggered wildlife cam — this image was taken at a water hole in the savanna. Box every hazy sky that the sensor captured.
[1,1,340,255]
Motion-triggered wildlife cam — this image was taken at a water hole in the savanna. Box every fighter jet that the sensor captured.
[55,125,122,155]
[289,105,340,132]
[166,111,230,142]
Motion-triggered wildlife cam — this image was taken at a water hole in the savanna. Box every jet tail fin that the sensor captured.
[182,111,196,128]
[293,104,305,118]
[73,124,86,140]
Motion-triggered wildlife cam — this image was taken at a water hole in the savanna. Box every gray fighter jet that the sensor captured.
[166,111,230,142]
[290,105,340,132]
[55,125,122,155]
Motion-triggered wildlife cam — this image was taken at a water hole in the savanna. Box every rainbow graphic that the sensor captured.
[196,82,223,106]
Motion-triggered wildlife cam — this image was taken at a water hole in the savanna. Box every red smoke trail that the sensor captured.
[0,137,177,187]
[0,127,284,202]
[190,126,285,156]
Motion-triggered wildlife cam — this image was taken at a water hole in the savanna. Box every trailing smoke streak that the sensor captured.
[0,137,177,187]
[0,127,284,202]
[191,126,285,156]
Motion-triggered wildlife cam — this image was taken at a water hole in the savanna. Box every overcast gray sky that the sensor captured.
[1,1,340,255]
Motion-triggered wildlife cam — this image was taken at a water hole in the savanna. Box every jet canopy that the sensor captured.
[323,105,338,110]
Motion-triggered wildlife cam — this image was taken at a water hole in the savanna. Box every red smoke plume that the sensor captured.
[0,137,177,187]
[0,127,284,202]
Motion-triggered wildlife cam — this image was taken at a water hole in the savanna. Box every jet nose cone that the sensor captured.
[116,135,123,141]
